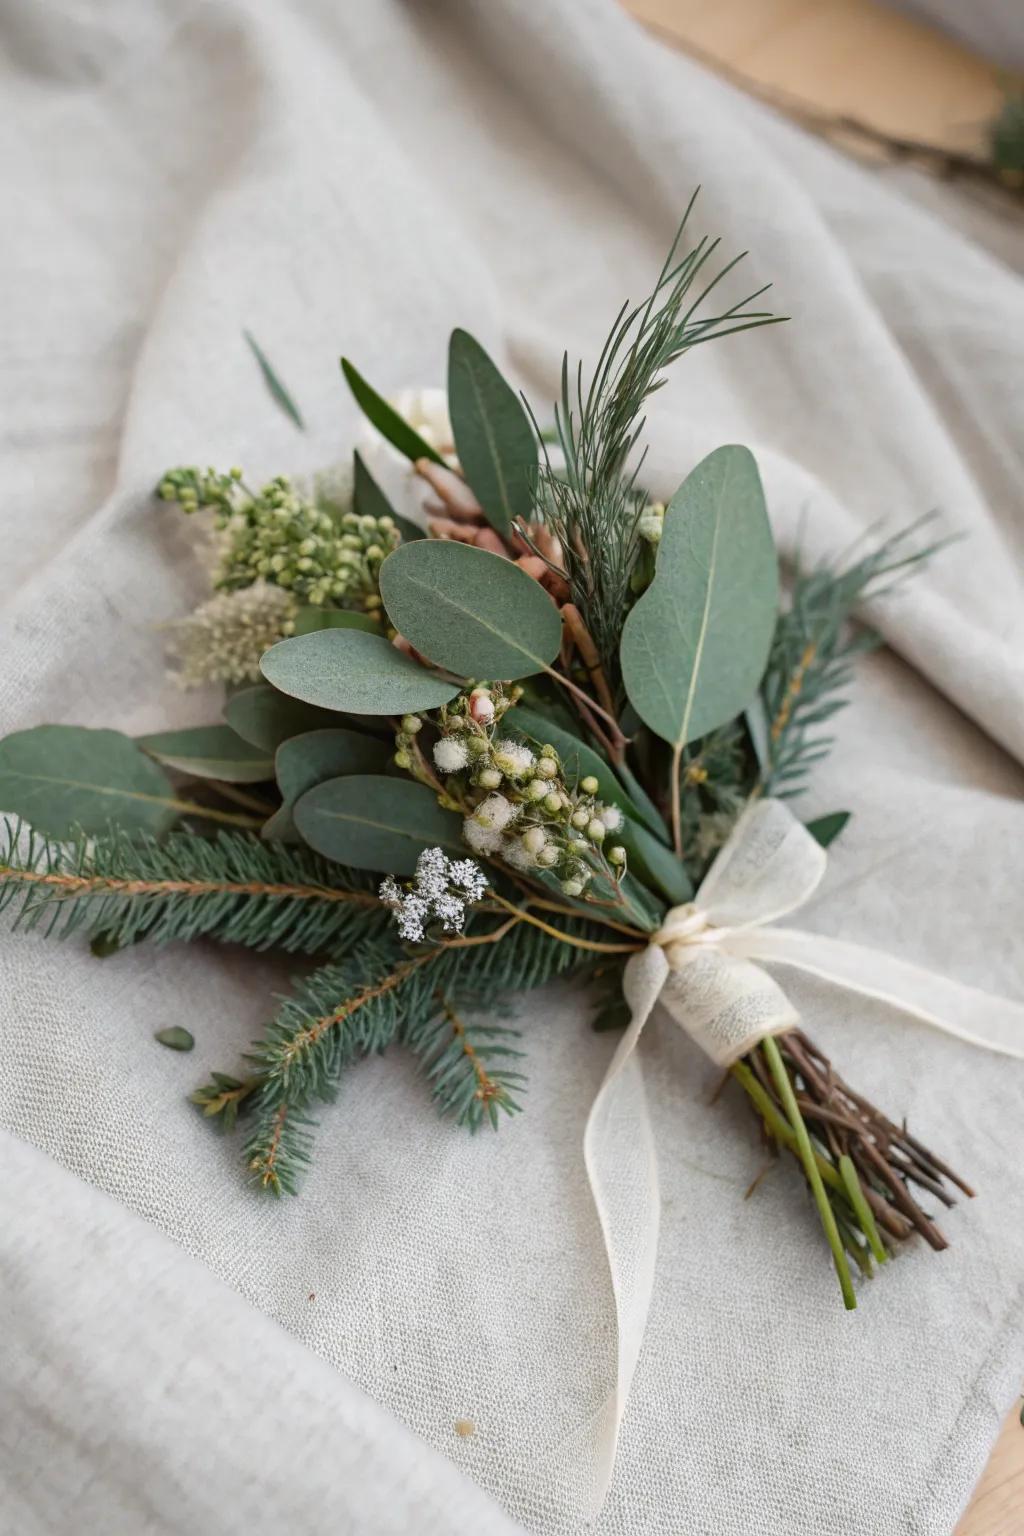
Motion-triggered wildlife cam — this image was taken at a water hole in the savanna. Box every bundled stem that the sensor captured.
[733,1028,971,1303]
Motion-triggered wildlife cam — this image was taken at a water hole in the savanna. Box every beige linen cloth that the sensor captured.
[1,2,1023,1533]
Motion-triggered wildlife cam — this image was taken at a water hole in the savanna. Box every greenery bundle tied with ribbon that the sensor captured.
[3,195,1013,1379]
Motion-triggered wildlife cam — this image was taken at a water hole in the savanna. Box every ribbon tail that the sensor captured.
[577,944,666,1513]
[729,926,1024,1059]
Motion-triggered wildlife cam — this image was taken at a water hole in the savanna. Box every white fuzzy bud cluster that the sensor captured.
[166,581,297,688]
[379,847,487,944]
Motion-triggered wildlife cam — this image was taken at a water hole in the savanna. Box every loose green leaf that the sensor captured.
[379,541,561,681]
[341,359,444,465]
[805,811,851,849]
[138,725,273,784]
[224,685,346,753]
[447,329,537,535]
[0,725,180,838]
[261,630,459,714]
[155,1026,195,1052]
[244,331,305,430]
[294,774,463,874]
[621,445,778,748]
[293,607,381,637]
[263,728,391,842]
[354,450,424,543]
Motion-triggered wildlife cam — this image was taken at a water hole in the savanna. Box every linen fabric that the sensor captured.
[1,1,1023,1532]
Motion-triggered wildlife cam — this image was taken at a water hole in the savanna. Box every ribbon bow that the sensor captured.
[576,797,1024,1512]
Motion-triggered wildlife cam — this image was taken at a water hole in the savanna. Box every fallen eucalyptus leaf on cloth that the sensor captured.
[154,1026,195,1051]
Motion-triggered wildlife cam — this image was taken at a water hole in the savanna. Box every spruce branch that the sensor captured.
[759,519,942,797]
[405,997,525,1130]
[0,822,387,955]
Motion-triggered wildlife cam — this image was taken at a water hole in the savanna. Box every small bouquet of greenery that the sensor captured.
[0,198,969,1313]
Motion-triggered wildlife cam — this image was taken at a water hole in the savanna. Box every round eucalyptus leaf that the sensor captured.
[224,684,345,753]
[0,725,180,838]
[260,630,459,714]
[621,445,778,748]
[262,728,391,842]
[378,540,562,681]
[137,725,273,784]
[294,774,464,874]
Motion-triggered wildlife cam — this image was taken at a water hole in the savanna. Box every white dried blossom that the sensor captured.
[356,387,457,534]
[501,836,536,871]
[473,793,518,831]
[378,847,487,942]
[491,740,535,780]
[463,818,503,854]
[598,803,624,832]
[166,580,297,688]
[433,737,470,774]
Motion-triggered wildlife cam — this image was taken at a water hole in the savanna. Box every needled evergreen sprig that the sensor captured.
[232,901,638,1193]
[0,821,387,955]
[523,191,781,687]
[757,518,943,797]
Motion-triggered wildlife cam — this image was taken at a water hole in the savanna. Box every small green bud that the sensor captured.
[401,714,423,734]
[478,767,502,789]
[607,845,627,866]
[586,818,606,842]
[543,791,562,815]
[536,757,558,780]
[522,827,547,855]
[570,838,589,855]
[230,466,243,480]
[536,845,560,868]
[580,775,600,796]
[524,778,547,802]
[394,750,412,770]
[561,878,584,897]
[365,544,384,562]
[571,808,590,830]
[465,735,489,758]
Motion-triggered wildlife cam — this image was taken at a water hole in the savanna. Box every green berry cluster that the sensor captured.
[157,465,399,612]
[425,688,627,896]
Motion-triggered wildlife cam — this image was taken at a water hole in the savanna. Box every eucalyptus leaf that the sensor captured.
[292,607,380,636]
[447,329,537,535]
[294,774,464,874]
[378,541,561,681]
[155,1026,195,1052]
[620,445,778,749]
[263,728,390,842]
[244,330,305,430]
[806,810,851,849]
[0,725,180,838]
[224,684,346,752]
[354,450,424,543]
[341,359,444,465]
[138,725,273,784]
[261,630,459,714]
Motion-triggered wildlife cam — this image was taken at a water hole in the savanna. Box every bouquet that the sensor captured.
[0,199,983,1331]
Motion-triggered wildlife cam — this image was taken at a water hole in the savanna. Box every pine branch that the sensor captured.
[759,519,941,797]
[0,822,387,955]
[526,192,781,688]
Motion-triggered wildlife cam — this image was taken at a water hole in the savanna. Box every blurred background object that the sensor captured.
[624,0,1023,267]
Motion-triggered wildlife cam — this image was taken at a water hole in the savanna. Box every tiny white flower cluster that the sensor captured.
[379,847,487,944]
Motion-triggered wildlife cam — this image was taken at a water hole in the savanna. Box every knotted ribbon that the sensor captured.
[579,797,1024,1512]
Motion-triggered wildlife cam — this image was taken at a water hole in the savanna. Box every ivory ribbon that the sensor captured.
[582,797,1024,1512]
